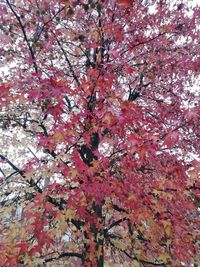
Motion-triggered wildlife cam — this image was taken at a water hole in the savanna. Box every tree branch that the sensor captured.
[45,252,83,262]
[6,0,38,73]
[109,239,168,266]
[54,34,80,86]
[105,217,127,233]
[0,154,24,177]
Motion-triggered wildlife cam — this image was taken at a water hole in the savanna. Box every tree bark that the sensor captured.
[82,203,104,266]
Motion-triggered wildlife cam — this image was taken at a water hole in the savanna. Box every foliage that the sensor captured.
[0,0,200,266]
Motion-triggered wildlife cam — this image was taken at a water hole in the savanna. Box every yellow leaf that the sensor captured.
[64,209,76,221]
[128,193,136,200]
[56,213,68,232]
[165,225,172,237]
[132,260,141,267]
[32,257,45,265]
[105,197,111,206]
[92,29,100,42]
[113,240,125,250]
[53,132,63,141]
[57,209,76,232]
[163,220,172,237]
[69,169,79,178]
[65,241,74,249]
[158,253,170,263]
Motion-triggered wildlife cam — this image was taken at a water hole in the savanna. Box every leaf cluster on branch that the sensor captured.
[0,0,200,266]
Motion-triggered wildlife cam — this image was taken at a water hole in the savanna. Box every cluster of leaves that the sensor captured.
[0,0,200,266]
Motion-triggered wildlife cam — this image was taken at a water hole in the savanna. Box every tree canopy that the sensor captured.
[0,0,200,266]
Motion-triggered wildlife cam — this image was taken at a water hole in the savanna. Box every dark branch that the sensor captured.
[6,0,38,73]
[112,204,127,213]
[0,154,24,177]
[45,252,83,262]
[106,217,127,233]
[54,34,80,86]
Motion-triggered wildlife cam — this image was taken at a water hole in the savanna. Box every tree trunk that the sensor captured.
[82,238,104,267]
[96,237,104,267]
[93,203,104,267]
[82,203,104,266]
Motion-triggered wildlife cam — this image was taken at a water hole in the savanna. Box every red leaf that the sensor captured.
[116,0,132,8]
[15,242,28,255]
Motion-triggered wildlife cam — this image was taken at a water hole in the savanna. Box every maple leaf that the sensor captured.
[116,0,132,8]
[164,131,179,149]
[15,242,28,255]
[157,253,170,263]
[102,112,117,128]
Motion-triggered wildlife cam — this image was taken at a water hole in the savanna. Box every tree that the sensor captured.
[0,0,199,266]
